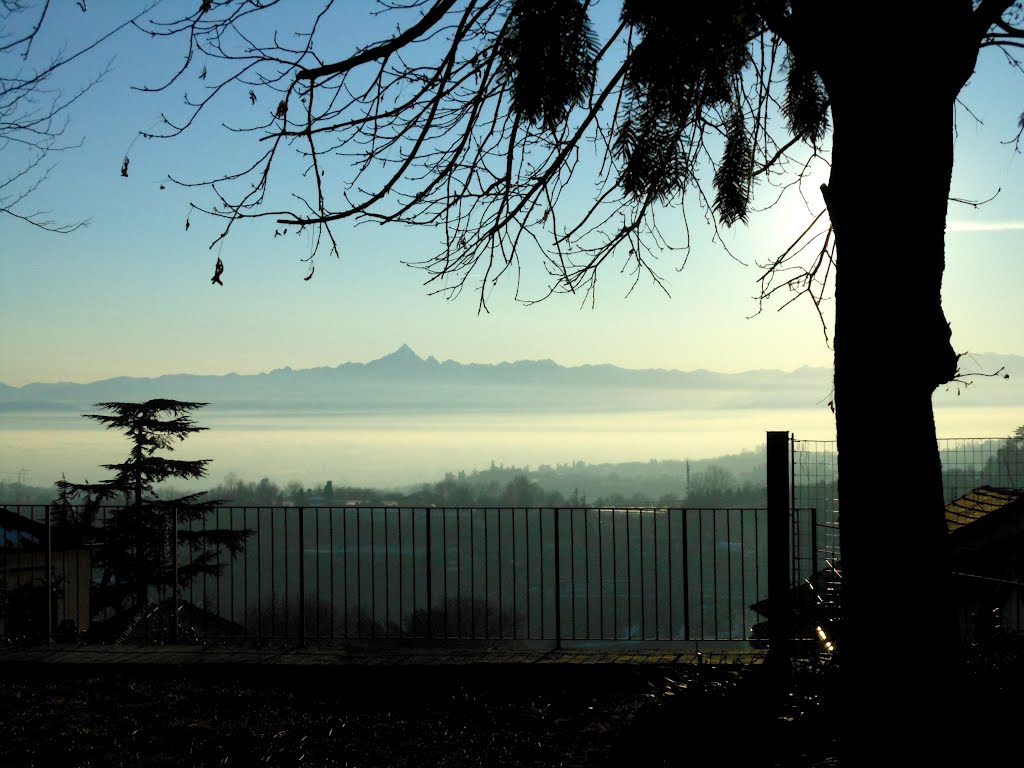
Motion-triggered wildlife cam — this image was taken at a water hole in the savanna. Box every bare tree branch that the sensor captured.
[0,1,156,232]
[133,0,1024,318]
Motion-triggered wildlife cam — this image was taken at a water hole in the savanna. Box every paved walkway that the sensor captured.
[0,644,766,667]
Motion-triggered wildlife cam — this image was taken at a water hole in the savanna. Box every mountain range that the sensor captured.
[1,346,1021,414]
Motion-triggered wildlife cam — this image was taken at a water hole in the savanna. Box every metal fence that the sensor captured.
[791,433,1024,576]
[1,505,776,647]
[7,432,1016,649]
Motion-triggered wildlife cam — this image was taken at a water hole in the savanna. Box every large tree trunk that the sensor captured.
[827,140,956,763]
[812,10,979,764]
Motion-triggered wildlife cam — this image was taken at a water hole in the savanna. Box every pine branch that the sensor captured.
[713,106,753,226]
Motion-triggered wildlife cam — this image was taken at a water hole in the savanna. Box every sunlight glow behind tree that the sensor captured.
[3,2,1024,764]
[127,3,1021,763]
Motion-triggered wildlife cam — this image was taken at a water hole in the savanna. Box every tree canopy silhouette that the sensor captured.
[57,400,249,638]
[98,1,1024,762]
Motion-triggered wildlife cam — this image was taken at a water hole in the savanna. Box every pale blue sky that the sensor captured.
[2,2,1022,387]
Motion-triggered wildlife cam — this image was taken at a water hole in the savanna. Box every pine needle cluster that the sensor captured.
[499,0,599,131]
[615,1,756,205]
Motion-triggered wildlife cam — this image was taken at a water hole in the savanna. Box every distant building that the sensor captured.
[947,486,1024,643]
[749,485,1024,653]
[0,508,91,638]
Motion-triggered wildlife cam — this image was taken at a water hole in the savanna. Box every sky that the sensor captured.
[2,2,1023,389]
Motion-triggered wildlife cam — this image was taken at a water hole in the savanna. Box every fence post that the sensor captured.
[767,431,792,669]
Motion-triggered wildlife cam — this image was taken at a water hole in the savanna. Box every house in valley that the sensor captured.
[0,507,91,638]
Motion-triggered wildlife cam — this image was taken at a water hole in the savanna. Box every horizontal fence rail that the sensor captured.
[1,505,774,647]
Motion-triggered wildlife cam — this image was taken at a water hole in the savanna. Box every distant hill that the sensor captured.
[1,345,1020,414]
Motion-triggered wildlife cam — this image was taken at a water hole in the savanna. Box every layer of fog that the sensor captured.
[2,405,1018,491]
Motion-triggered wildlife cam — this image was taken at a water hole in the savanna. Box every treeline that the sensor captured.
[208,463,767,508]
[1,467,764,509]
[0,481,53,505]
[208,475,388,506]
[7,427,1019,510]
[0,446,769,509]
[522,451,767,501]
[209,472,573,507]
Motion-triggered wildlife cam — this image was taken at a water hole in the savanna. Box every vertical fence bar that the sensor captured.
[342,508,349,639]
[397,508,403,639]
[712,510,719,639]
[583,508,589,641]
[811,506,818,578]
[740,511,746,643]
[625,511,631,640]
[753,507,760,624]
[483,509,489,638]
[45,503,52,643]
[697,509,705,640]
[791,435,798,571]
[513,508,519,639]
[298,507,305,645]
[278,507,286,638]
[668,509,675,640]
[612,510,618,640]
[525,509,530,639]
[201,511,207,638]
[639,509,645,640]
[315,508,321,641]
[682,509,690,641]
[171,508,179,643]
[571,508,577,642]
[226,507,234,636]
[469,509,475,638]
[258,508,264,639]
[554,508,562,649]
[425,509,433,639]
[329,508,335,640]
[726,509,732,640]
[654,510,660,641]
[598,509,604,640]
[538,510,544,640]
[458,508,464,637]
[371,508,377,639]
[497,508,503,640]
[383,508,390,639]
[408,508,415,638]
[442,510,449,639]
[355,509,362,638]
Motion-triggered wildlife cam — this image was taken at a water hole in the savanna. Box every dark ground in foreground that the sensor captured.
[0,663,838,768]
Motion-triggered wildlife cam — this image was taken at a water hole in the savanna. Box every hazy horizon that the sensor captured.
[1,5,1020,496]
[2,343,832,389]
[3,343,1023,390]
[2,346,1021,490]
[3,402,1018,492]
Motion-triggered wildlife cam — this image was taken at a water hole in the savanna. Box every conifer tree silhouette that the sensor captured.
[57,400,249,634]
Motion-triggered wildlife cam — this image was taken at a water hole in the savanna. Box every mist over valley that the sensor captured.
[2,346,1020,490]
